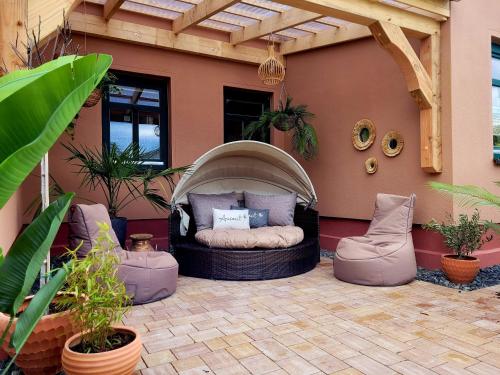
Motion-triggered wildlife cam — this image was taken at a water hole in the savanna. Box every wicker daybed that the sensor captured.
[169,141,320,281]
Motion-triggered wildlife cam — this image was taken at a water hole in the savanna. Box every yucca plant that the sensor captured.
[244,96,318,160]
[0,53,111,373]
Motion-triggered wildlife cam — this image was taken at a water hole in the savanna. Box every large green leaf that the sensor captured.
[0,53,112,209]
[0,193,74,316]
[10,266,68,351]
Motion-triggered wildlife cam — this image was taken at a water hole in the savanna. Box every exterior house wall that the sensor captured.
[21,34,282,221]
[284,37,453,224]
[447,0,500,221]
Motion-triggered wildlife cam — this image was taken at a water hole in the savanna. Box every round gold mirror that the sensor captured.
[382,131,404,157]
[365,157,378,174]
[352,119,376,151]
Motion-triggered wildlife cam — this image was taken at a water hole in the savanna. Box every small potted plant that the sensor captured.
[244,96,318,160]
[59,222,141,375]
[423,209,493,284]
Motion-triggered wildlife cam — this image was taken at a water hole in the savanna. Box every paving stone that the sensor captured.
[345,354,397,375]
[172,342,211,360]
[142,349,176,367]
[226,343,261,359]
[390,360,437,375]
[172,355,207,373]
[240,354,280,374]
[251,338,294,361]
[201,349,239,370]
[310,354,350,373]
[289,342,328,360]
[190,328,224,343]
[277,355,320,375]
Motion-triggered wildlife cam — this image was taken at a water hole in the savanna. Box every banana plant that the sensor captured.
[0,53,112,372]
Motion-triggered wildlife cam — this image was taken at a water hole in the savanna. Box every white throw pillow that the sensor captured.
[212,208,250,230]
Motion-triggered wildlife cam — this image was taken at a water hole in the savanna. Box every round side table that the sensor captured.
[129,233,155,252]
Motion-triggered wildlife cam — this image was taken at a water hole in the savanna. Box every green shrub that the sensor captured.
[422,210,492,258]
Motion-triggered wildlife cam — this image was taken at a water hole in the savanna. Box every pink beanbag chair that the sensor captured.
[333,194,417,286]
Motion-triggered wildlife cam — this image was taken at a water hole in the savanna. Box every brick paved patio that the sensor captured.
[125,258,500,375]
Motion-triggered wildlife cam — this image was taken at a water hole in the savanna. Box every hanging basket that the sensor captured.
[258,45,285,86]
[273,116,296,131]
[83,88,102,107]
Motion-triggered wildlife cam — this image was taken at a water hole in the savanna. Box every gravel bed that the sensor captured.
[323,250,500,291]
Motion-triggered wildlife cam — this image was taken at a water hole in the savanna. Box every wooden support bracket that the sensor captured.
[369,20,442,173]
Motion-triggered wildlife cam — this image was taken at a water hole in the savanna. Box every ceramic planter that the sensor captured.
[62,326,142,375]
[441,254,480,284]
[0,295,80,375]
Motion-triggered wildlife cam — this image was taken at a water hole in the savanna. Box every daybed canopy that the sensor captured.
[171,141,317,207]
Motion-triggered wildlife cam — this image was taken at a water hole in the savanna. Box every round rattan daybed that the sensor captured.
[169,141,319,281]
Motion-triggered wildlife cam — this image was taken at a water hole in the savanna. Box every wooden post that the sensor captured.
[370,20,442,173]
[0,0,27,74]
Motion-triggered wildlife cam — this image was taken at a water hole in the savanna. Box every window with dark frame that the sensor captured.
[102,71,169,168]
[224,87,272,144]
[492,44,500,164]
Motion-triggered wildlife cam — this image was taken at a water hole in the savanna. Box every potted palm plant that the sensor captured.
[0,54,111,374]
[60,222,141,375]
[64,143,188,247]
[244,96,318,160]
[423,210,493,284]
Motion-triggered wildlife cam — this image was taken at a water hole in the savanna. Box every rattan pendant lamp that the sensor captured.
[258,34,285,85]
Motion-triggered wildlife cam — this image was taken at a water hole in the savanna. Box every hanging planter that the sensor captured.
[244,96,318,160]
[258,44,285,86]
[82,88,102,107]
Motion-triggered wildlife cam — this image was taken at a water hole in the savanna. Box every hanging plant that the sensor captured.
[244,96,318,160]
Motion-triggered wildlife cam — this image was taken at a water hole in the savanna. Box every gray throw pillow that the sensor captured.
[231,205,269,228]
[188,192,239,231]
[244,192,297,226]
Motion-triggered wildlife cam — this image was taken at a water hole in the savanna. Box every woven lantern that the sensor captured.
[258,44,285,85]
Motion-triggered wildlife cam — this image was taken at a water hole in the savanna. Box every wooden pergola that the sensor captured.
[0,0,451,173]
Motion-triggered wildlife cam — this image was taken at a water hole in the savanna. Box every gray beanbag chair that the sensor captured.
[333,193,417,286]
[68,204,178,304]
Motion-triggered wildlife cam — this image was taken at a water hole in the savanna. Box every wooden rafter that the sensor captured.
[369,20,441,172]
[172,0,239,34]
[231,8,320,45]
[103,0,124,20]
[280,24,371,55]
[27,0,82,44]
[393,0,450,18]
[70,12,267,64]
[271,0,440,37]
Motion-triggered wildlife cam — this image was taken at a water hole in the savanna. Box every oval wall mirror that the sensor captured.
[382,131,404,157]
[365,157,378,174]
[352,119,376,151]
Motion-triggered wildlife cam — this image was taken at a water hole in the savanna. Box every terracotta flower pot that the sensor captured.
[441,254,480,284]
[0,294,80,375]
[62,326,142,375]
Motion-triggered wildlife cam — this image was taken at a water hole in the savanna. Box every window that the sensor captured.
[103,71,168,167]
[492,44,500,164]
[224,87,272,143]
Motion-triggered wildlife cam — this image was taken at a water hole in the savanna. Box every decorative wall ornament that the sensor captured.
[382,130,404,157]
[352,119,376,150]
[365,157,378,174]
[258,44,285,86]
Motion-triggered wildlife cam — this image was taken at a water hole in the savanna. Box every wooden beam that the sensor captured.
[172,0,238,34]
[103,0,125,21]
[370,20,441,173]
[1,0,28,74]
[69,12,267,65]
[369,20,433,109]
[27,0,81,44]
[419,32,442,173]
[280,24,371,55]
[393,0,450,18]
[231,8,320,45]
[271,0,440,37]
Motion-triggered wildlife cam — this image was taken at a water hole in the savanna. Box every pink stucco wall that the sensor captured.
[284,37,453,224]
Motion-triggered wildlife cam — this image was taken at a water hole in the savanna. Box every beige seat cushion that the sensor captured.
[195,226,304,249]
